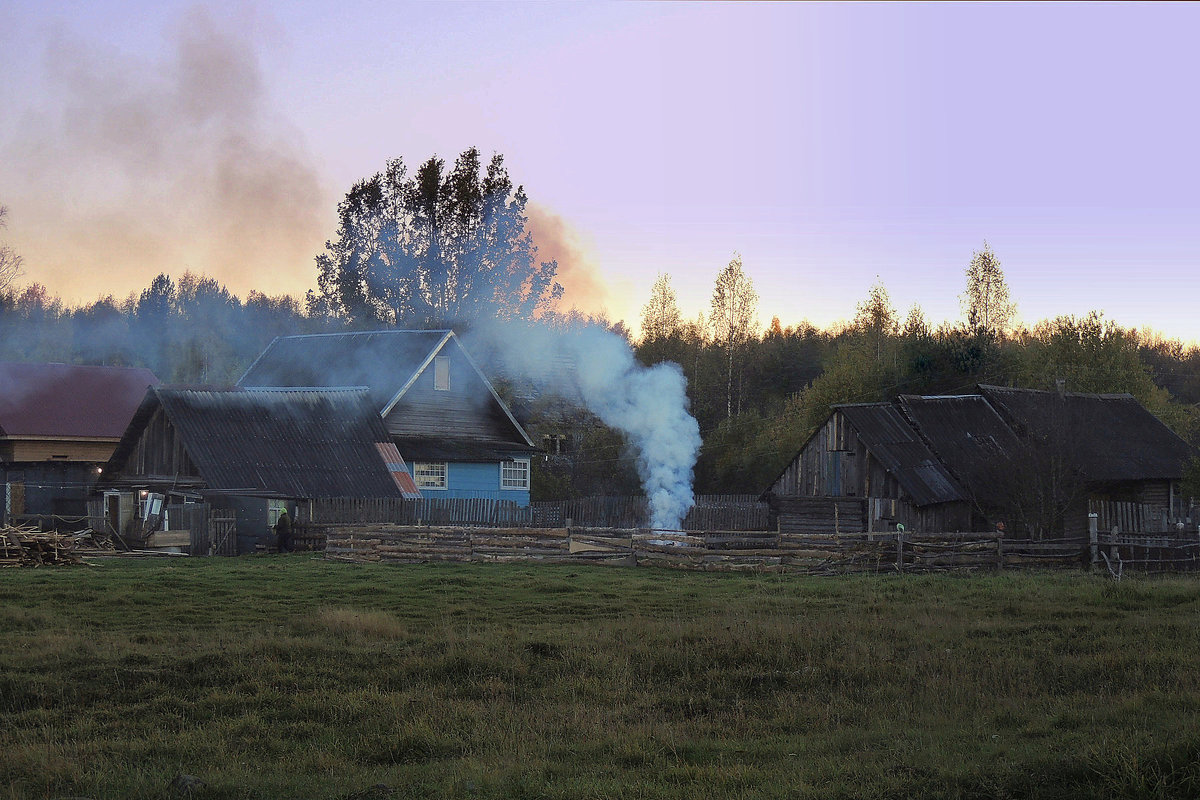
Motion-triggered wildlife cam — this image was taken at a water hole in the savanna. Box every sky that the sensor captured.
[2,2,1199,342]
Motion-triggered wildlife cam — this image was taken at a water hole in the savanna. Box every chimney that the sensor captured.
[1055,378,1066,396]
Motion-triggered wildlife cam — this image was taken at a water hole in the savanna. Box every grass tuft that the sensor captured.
[307,606,408,640]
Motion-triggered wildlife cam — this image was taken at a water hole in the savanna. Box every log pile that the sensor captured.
[325,525,579,565]
[322,524,1095,574]
[0,525,83,567]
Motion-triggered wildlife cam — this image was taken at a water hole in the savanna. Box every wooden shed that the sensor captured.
[0,362,158,523]
[100,387,414,551]
[764,386,1196,537]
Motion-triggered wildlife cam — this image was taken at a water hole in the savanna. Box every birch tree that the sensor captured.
[640,273,682,342]
[710,253,758,419]
[961,241,1016,335]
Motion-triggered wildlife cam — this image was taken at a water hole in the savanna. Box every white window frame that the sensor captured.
[501,458,530,491]
[433,356,450,391]
[413,461,448,490]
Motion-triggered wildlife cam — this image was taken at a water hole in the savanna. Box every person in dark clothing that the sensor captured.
[274,509,292,553]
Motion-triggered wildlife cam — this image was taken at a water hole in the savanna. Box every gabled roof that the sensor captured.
[978,385,1195,482]
[237,329,535,450]
[836,403,964,506]
[238,330,450,410]
[767,386,1195,506]
[0,362,159,438]
[896,394,1024,509]
[106,388,408,499]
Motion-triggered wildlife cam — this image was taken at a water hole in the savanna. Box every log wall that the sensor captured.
[322,525,1118,574]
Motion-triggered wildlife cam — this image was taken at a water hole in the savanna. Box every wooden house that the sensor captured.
[764,386,1196,537]
[0,362,158,523]
[100,387,416,552]
[238,330,538,505]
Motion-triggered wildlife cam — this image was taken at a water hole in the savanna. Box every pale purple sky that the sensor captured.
[2,2,1198,341]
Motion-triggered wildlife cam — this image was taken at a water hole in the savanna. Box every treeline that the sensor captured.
[3,150,1198,500]
[635,290,1200,494]
[1,271,1198,496]
[0,274,329,383]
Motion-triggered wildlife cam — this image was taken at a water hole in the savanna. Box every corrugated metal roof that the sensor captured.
[375,442,422,499]
[836,403,965,506]
[978,385,1196,482]
[109,388,405,499]
[0,362,159,438]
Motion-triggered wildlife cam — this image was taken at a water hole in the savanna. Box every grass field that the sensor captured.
[2,556,1199,799]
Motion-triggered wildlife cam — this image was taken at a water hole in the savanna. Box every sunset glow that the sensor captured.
[2,2,1198,341]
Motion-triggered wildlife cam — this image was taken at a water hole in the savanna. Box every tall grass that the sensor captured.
[1,558,1198,798]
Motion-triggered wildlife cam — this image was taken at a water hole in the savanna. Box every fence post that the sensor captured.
[895,532,904,573]
[1088,512,1099,569]
[995,535,1004,571]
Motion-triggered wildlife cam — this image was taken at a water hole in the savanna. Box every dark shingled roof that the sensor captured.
[978,385,1196,482]
[108,388,405,499]
[0,362,159,438]
[237,330,451,410]
[772,386,1195,507]
[836,403,964,506]
[896,394,1025,509]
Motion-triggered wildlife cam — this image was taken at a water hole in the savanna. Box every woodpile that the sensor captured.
[322,524,1107,574]
[325,525,579,565]
[0,525,83,567]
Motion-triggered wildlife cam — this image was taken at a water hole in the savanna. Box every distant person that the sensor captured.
[274,509,292,553]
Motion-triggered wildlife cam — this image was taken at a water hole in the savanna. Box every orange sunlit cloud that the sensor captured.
[525,204,622,320]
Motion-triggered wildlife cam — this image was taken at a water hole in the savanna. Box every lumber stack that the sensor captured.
[0,525,82,567]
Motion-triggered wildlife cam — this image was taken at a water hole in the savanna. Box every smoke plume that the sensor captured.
[468,319,701,530]
[0,8,327,303]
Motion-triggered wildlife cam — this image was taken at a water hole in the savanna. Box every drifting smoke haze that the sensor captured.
[0,9,327,304]
[525,205,618,319]
[468,320,701,531]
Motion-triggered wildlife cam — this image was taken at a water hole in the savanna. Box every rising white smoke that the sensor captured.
[467,319,701,531]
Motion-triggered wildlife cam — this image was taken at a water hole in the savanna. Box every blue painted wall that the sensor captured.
[407,459,531,506]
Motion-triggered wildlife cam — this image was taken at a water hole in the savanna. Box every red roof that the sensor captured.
[0,362,160,439]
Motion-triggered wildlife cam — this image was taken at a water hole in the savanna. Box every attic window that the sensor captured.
[434,357,450,391]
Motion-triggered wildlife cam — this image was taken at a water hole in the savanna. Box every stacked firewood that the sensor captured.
[0,525,82,567]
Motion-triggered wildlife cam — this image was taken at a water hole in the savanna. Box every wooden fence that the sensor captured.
[321,525,1124,574]
[304,495,770,531]
[1088,499,1189,535]
[168,504,238,556]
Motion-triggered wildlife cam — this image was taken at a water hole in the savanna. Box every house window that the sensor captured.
[434,357,450,391]
[501,458,530,490]
[413,462,447,489]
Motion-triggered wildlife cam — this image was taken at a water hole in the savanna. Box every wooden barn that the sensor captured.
[764,386,1196,537]
[0,362,158,523]
[238,330,539,505]
[100,387,416,552]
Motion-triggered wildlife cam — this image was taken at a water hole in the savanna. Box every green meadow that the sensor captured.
[2,557,1199,799]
